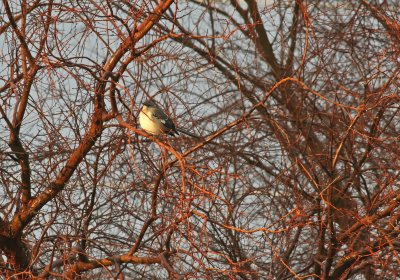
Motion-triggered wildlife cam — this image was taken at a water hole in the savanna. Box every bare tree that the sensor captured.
[0,0,399,279]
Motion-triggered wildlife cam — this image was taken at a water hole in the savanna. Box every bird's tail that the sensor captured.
[176,127,202,139]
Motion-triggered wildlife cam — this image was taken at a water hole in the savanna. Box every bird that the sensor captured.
[139,100,200,138]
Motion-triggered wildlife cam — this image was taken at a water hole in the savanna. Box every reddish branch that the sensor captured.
[360,0,400,44]
[63,253,167,279]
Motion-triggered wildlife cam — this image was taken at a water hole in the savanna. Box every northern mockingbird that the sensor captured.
[139,100,199,138]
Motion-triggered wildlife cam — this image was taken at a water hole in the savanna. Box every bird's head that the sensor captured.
[143,100,157,108]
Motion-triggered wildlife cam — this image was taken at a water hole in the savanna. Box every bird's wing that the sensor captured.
[153,110,177,132]
[152,108,168,120]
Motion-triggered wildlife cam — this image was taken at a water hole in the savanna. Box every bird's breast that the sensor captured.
[139,111,162,135]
